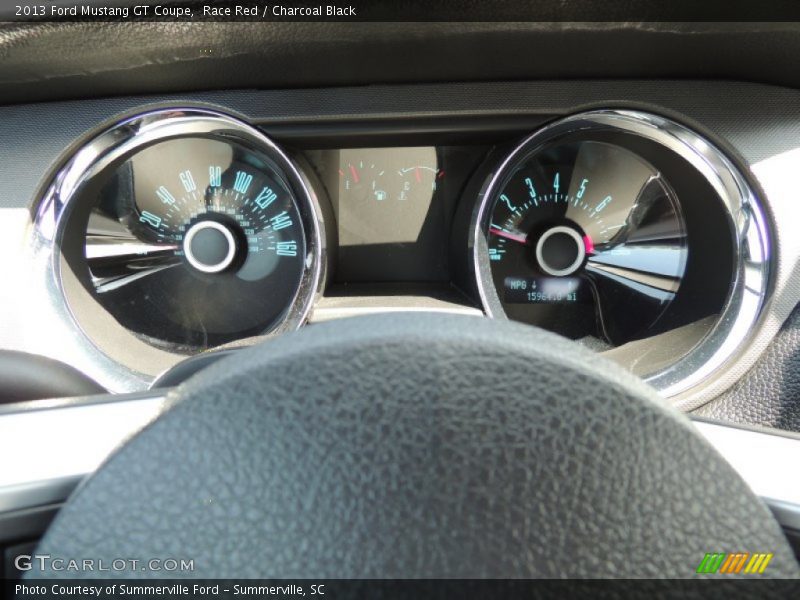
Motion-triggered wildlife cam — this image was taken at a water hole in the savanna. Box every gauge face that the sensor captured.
[480,139,688,344]
[83,136,309,352]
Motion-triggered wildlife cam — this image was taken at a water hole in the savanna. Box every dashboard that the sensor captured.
[3,80,800,416]
[4,17,800,583]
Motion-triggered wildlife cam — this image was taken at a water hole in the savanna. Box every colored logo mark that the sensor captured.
[696,552,773,574]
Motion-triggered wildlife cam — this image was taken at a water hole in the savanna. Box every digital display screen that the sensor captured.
[503,277,590,304]
[306,146,486,282]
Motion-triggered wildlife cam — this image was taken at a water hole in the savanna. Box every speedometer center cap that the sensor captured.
[183,220,238,274]
[535,225,585,277]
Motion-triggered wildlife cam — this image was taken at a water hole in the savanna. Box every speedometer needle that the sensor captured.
[489,226,529,245]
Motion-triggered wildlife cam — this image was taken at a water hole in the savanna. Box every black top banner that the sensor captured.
[6,0,800,22]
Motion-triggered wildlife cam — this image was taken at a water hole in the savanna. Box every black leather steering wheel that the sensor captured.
[30,314,800,578]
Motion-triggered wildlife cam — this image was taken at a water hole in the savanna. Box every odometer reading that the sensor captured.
[504,277,586,304]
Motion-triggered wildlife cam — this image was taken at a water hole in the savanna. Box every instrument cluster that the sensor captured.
[37,107,770,399]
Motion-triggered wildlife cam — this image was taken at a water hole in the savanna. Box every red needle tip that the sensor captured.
[583,235,595,255]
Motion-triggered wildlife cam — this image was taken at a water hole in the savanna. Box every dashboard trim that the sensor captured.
[0,393,165,519]
[693,420,800,530]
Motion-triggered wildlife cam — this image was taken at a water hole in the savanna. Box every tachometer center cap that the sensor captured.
[535,225,585,276]
[183,221,238,274]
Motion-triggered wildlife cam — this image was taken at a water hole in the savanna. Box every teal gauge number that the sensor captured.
[84,136,308,352]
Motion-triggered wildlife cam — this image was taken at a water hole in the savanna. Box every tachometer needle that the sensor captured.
[489,226,528,245]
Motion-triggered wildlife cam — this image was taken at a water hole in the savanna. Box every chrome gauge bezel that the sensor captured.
[470,109,771,400]
[31,108,328,391]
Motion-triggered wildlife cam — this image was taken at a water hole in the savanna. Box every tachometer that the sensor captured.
[475,115,689,345]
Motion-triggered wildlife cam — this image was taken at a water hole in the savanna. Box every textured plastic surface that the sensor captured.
[30,314,799,578]
[695,304,800,432]
[2,22,800,104]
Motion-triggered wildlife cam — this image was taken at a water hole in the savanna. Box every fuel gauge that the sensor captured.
[340,160,388,202]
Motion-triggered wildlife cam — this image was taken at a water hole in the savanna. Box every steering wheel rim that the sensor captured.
[29,314,800,578]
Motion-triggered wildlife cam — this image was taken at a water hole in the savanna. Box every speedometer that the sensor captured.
[52,109,326,363]
[86,136,308,351]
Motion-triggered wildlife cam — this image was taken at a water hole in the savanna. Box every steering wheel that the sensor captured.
[29,314,800,578]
